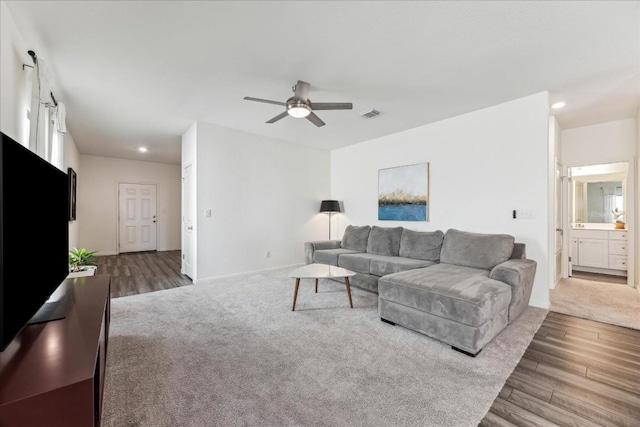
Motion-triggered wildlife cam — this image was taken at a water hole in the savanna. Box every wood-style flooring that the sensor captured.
[480,311,640,426]
[95,250,192,299]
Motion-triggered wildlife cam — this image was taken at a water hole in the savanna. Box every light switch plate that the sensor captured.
[516,209,536,220]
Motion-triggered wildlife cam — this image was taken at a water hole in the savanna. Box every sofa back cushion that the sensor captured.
[399,229,445,261]
[366,226,404,256]
[341,225,371,252]
[440,229,515,270]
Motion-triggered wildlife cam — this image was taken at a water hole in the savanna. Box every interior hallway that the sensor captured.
[95,250,192,299]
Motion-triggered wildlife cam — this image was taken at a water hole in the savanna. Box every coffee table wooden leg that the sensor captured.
[344,277,353,308]
[315,278,318,293]
[292,278,300,311]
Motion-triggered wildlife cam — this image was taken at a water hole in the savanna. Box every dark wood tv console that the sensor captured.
[0,274,111,427]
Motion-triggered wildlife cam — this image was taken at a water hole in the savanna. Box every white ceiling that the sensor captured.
[6,1,640,165]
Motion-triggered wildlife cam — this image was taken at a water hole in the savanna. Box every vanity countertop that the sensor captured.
[571,226,627,231]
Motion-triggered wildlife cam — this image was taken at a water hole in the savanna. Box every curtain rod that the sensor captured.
[22,50,58,107]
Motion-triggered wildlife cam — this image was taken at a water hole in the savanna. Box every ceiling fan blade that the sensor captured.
[244,96,287,106]
[294,80,310,101]
[266,111,289,124]
[306,112,326,127]
[309,102,353,110]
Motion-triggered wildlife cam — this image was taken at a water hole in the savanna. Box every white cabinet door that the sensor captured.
[609,240,628,255]
[578,238,608,268]
[609,255,628,270]
[608,231,628,241]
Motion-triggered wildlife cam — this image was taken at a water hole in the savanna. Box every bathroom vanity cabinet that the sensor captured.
[571,229,628,276]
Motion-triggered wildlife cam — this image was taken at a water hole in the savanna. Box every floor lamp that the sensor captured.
[320,200,341,239]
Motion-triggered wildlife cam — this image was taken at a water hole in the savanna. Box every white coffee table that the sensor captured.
[288,264,356,311]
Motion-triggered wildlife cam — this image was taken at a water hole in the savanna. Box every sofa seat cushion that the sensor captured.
[378,264,511,327]
[314,248,360,266]
[369,255,435,277]
[338,253,377,274]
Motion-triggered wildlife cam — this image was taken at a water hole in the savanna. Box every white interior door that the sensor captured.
[118,183,157,253]
[183,164,194,278]
[555,160,563,284]
[568,169,574,276]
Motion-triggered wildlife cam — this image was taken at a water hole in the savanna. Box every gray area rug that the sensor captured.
[102,267,547,427]
[551,277,640,330]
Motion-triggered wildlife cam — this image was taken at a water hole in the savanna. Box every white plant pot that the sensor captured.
[67,266,97,278]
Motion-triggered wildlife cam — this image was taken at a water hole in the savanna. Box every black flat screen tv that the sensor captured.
[0,132,70,351]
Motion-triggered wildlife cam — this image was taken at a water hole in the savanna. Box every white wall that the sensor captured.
[561,118,637,167]
[0,1,30,144]
[64,132,81,249]
[637,109,640,289]
[78,155,181,255]
[331,92,551,309]
[193,121,330,281]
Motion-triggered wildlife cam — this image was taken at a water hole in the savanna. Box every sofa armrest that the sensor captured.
[490,259,537,322]
[304,240,342,264]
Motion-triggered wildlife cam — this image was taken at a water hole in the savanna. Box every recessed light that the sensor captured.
[551,102,566,110]
[138,147,148,153]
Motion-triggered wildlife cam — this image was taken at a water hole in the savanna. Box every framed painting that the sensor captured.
[378,162,429,221]
[68,167,77,221]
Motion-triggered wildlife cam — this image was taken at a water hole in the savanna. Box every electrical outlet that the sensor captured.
[265,251,271,259]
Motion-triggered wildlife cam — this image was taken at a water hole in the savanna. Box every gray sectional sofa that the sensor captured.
[304,225,537,356]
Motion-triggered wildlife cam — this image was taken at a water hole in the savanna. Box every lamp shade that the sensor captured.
[320,200,341,213]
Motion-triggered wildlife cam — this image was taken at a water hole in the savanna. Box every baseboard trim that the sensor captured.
[196,264,304,286]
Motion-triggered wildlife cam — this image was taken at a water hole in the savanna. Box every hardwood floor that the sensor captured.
[480,312,640,426]
[95,250,192,299]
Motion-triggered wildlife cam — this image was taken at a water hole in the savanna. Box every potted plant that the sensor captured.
[68,247,98,278]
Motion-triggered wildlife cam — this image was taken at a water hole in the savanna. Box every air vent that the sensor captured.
[360,109,380,119]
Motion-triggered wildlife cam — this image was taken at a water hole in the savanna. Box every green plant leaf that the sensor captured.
[69,247,97,272]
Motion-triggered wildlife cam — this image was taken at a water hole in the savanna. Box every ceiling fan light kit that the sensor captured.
[287,101,311,118]
[244,80,353,127]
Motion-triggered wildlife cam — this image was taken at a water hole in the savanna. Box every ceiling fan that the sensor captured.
[244,80,353,127]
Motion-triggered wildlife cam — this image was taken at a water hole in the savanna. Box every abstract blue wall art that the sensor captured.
[378,163,429,221]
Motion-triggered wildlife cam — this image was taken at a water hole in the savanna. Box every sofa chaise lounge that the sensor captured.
[305,226,537,356]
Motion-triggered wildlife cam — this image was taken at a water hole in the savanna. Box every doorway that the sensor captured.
[182,164,194,279]
[565,161,634,288]
[118,183,158,253]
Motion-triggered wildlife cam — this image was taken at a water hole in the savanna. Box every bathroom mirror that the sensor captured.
[571,162,627,225]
